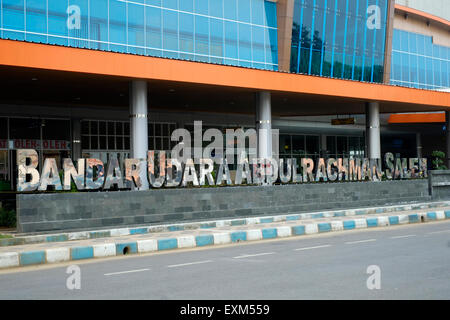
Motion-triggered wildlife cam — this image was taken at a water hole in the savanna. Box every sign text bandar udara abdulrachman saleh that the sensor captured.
[16,149,428,192]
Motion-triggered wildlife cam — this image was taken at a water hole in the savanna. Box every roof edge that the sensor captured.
[395,4,450,29]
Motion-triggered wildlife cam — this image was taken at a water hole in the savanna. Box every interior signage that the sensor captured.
[0,139,71,150]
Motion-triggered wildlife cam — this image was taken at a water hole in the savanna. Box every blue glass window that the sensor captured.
[163,0,177,10]
[128,3,145,54]
[48,0,68,45]
[0,0,278,71]
[424,36,433,56]
[418,55,426,85]
[210,0,223,18]
[290,0,388,83]
[391,29,450,90]
[264,0,277,28]
[224,20,238,60]
[68,0,88,49]
[179,13,194,53]
[441,60,448,88]
[3,0,24,40]
[195,0,209,15]
[89,0,108,50]
[146,6,162,54]
[238,0,251,23]
[25,0,46,43]
[180,0,193,12]
[408,32,417,54]
[224,0,237,20]
[251,0,264,26]
[239,23,252,61]
[147,0,161,6]
[210,18,223,62]
[195,15,209,59]
[433,59,441,87]
[392,29,400,51]
[266,28,278,66]
[399,30,409,52]
[109,0,126,52]
[252,26,265,63]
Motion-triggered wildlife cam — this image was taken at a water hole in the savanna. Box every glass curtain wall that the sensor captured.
[391,29,449,91]
[0,0,278,70]
[290,0,388,83]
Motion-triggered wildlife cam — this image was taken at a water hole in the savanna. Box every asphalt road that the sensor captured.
[0,220,449,300]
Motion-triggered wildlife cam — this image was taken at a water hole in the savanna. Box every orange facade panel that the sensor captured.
[388,113,447,124]
[0,39,449,109]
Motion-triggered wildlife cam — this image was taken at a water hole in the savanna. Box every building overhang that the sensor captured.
[0,40,449,116]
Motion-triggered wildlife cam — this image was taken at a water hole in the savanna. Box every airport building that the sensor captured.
[0,0,449,191]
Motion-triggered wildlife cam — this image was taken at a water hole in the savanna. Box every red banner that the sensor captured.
[0,139,70,150]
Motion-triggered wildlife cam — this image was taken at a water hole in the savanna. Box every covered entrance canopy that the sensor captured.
[0,39,449,117]
[0,39,449,191]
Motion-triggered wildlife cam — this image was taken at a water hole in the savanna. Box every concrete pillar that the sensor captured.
[276,0,295,72]
[256,92,273,186]
[365,102,381,159]
[383,0,396,84]
[256,91,272,160]
[446,111,450,168]
[71,118,82,160]
[130,80,149,190]
[416,132,422,159]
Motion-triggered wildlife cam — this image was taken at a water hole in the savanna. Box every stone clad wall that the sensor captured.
[17,180,431,233]
[429,170,450,200]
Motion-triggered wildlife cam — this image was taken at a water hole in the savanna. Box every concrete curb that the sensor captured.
[2,200,449,248]
[1,209,449,269]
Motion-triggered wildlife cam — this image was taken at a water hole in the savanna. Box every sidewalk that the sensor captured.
[1,201,450,269]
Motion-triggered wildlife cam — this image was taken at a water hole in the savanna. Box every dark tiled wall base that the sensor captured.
[17,180,431,233]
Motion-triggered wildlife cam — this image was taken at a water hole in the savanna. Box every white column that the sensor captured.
[130,80,149,190]
[416,132,422,159]
[256,91,272,160]
[366,102,381,159]
[256,91,273,186]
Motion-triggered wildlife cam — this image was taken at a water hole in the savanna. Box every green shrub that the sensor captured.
[0,180,11,191]
[0,208,16,228]
[432,151,448,170]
